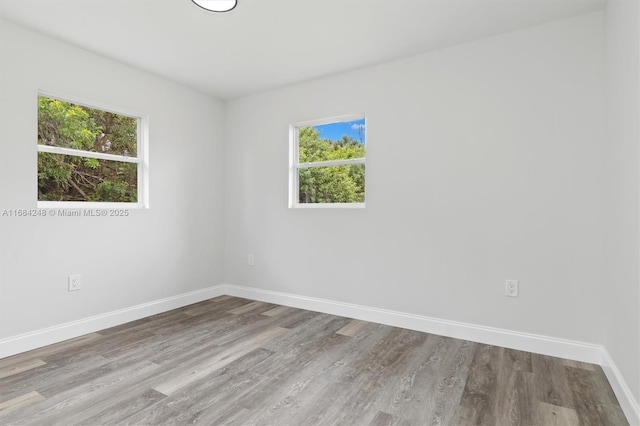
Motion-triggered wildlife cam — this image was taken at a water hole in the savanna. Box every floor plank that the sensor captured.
[535,401,580,425]
[261,305,294,317]
[336,319,369,337]
[455,344,502,425]
[0,391,45,415]
[566,365,629,425]
[228,300,271,315]
[532,353,576,409]
[369,410,412,426]
[0,358,47,380]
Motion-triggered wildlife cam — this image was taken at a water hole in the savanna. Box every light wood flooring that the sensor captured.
[0,296,629,425]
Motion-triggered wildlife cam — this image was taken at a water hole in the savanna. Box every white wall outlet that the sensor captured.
[68,274,81,291]
[248,254,254,266]
[505,280,519,297]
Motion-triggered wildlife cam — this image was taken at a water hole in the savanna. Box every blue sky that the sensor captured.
[314,118,366,145]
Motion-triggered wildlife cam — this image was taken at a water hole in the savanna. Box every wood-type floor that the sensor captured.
[0,296,629,425]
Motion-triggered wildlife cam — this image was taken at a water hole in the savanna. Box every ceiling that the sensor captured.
[0,0,606,100]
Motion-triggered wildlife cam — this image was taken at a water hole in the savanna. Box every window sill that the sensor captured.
[37,201,146,210]
[291,202,365,209]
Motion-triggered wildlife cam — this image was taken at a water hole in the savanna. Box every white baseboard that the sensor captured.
[222,283,640,425]
[0,285,226,359]
[1,282,638,425]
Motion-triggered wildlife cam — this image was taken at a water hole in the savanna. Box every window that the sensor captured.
[289,115,366,208]
[37,93,148,208]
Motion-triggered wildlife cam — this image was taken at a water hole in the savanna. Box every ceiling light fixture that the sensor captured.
[191,0,237,12]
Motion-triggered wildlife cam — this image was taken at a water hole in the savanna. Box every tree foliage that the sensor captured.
[37,97,138,202]
[298,127,365,204]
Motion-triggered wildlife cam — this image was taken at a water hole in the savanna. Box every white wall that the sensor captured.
[224,12,606,344]
[603,0,640,405]
[0,20,225,339]
[225,13,603,342]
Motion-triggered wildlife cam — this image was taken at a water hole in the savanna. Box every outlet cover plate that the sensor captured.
[68,274,81,291]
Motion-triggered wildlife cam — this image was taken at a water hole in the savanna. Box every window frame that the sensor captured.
[36,90,149,209]
[289,113,366,209]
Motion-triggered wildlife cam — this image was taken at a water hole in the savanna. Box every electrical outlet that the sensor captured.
[68,274,81,291]
[248,254,254,266]
[505,280,518,297]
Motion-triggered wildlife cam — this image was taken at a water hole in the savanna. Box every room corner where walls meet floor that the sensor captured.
[0,283,638,424]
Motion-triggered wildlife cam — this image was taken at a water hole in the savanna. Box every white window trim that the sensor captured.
[289,113,366,209]
[36,90,149,209]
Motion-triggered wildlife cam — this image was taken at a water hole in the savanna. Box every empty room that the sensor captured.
[0,0,639,424]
